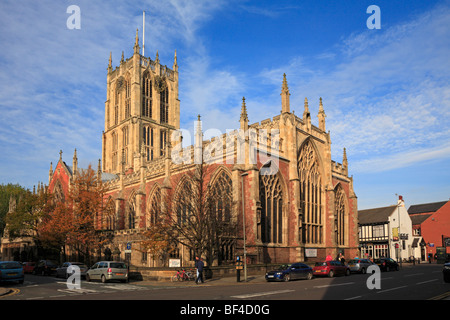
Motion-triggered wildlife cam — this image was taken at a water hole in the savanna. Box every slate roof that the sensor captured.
[410,214,432,225]
[358,205,396,225]
[408,201,447,215]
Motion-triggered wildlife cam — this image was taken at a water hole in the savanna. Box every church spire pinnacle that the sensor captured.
[318,97,326,131]
[281,73,290,113]
[134,28,140,54]
[240,97,249,132]
[108,52,112,72]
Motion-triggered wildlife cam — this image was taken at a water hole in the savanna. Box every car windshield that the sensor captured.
[0,262,22,269]
[110,263,127,269]
[276,264,291,270]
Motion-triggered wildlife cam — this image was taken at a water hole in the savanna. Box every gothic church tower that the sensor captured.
[102,29,180,174]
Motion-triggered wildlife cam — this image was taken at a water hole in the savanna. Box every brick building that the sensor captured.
[408,200,450,262]
[45,31,359,267]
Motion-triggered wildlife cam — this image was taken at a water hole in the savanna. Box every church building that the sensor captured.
[46,30,359,267]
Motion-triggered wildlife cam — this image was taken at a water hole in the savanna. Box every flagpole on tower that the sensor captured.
[142,10,145,56]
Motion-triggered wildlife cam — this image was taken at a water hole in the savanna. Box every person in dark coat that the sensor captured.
[196,257,204,284]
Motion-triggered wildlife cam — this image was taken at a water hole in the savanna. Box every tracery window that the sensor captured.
[143,126,153,161]
[142,71,152,118]
[160,85,169,124]
[122,126,128,165]
[298,140,323,245]
[335,185,347,246]
[112,131,118,172]
[210,170,234,264]
[53,180,65,203]
[124,79,131,119]
[126,194,136,229]
[104,198,115,230]
[147,187,161,226]
[259,168,284,244]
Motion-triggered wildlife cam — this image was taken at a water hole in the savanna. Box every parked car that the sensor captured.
[265,263,313,282]
[33,260,59,276]
[86,261,128,283]
[374,257,399,271]
[56,262,88,279]
[0,261,24,284]
[22,262,36,274]
[443,262,450,283]
[348,259,375,274]
[313,260,350,277]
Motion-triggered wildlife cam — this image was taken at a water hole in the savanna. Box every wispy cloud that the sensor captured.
[258,2,450,172]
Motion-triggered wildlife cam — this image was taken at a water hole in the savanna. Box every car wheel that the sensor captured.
[306,272,313,280]
[328,270,334,278]
[444,274,450,283]
[101,275,107,283]
[283,274,290,282]
[86,274,91,282]
[386,266,390,272]
[345,269,350,276]
[361,268,366,274]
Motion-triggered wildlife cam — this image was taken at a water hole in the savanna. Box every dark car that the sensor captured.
[0,261,24,284]
[313,260,350,277]
[56,262,88,279]
[33,260,59,276]
[265,263,313,282]
[374,257,399,271]
[443,262,450,283]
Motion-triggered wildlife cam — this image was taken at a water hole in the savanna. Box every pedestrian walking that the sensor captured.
[196,257,204,284]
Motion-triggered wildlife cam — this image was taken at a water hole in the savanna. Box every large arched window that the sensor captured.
[298,140,323,245]
[124,77,131,119]
[259,165,284,244]
[142,71,152,118]
[104,198,115,231]
[53,180,65,203]
[335,185,347,246]
[160,85,169,124]
[143,126,153,161]
[176,180,190,226]
[126,194,136,229]
[112,131,118,171]
[209,170,234,263]
[147,186,161,226]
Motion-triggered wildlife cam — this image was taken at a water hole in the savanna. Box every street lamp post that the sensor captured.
[241,172,248,282]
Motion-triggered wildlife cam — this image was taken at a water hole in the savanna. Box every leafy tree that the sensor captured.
[149,164,236,267]
[0,183,28,237]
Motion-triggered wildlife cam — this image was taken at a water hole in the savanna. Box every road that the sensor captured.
[1,263,448,304]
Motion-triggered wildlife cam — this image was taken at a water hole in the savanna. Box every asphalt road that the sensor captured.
[1,263,448,304]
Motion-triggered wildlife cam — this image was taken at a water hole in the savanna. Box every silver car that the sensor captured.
[56,262,88,279]
[86,261,128,283]
[348,259,374,274]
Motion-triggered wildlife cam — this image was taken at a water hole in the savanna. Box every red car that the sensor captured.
[22,262,36,274]
[313,260,350,277]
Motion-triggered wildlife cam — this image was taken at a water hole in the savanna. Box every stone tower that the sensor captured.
[102,29,180,174]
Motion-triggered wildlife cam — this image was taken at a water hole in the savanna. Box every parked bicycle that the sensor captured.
[171,268,196,282]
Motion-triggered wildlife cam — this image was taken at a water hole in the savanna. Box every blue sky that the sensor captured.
[0,0,449,209]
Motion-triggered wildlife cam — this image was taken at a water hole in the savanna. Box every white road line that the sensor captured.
[416,279,439,285]
[376,285,407,294]
[231,289,294,299]
[345,296,362,300]
[314,282,355,289]
[404,273,424,277]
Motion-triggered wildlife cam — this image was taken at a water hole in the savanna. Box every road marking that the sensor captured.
[404,273,424,277]
[416,279,439,285]
[376,285,407,294]
[345,296,362,300]
[231,289,294,299]
[314,282,354,289]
